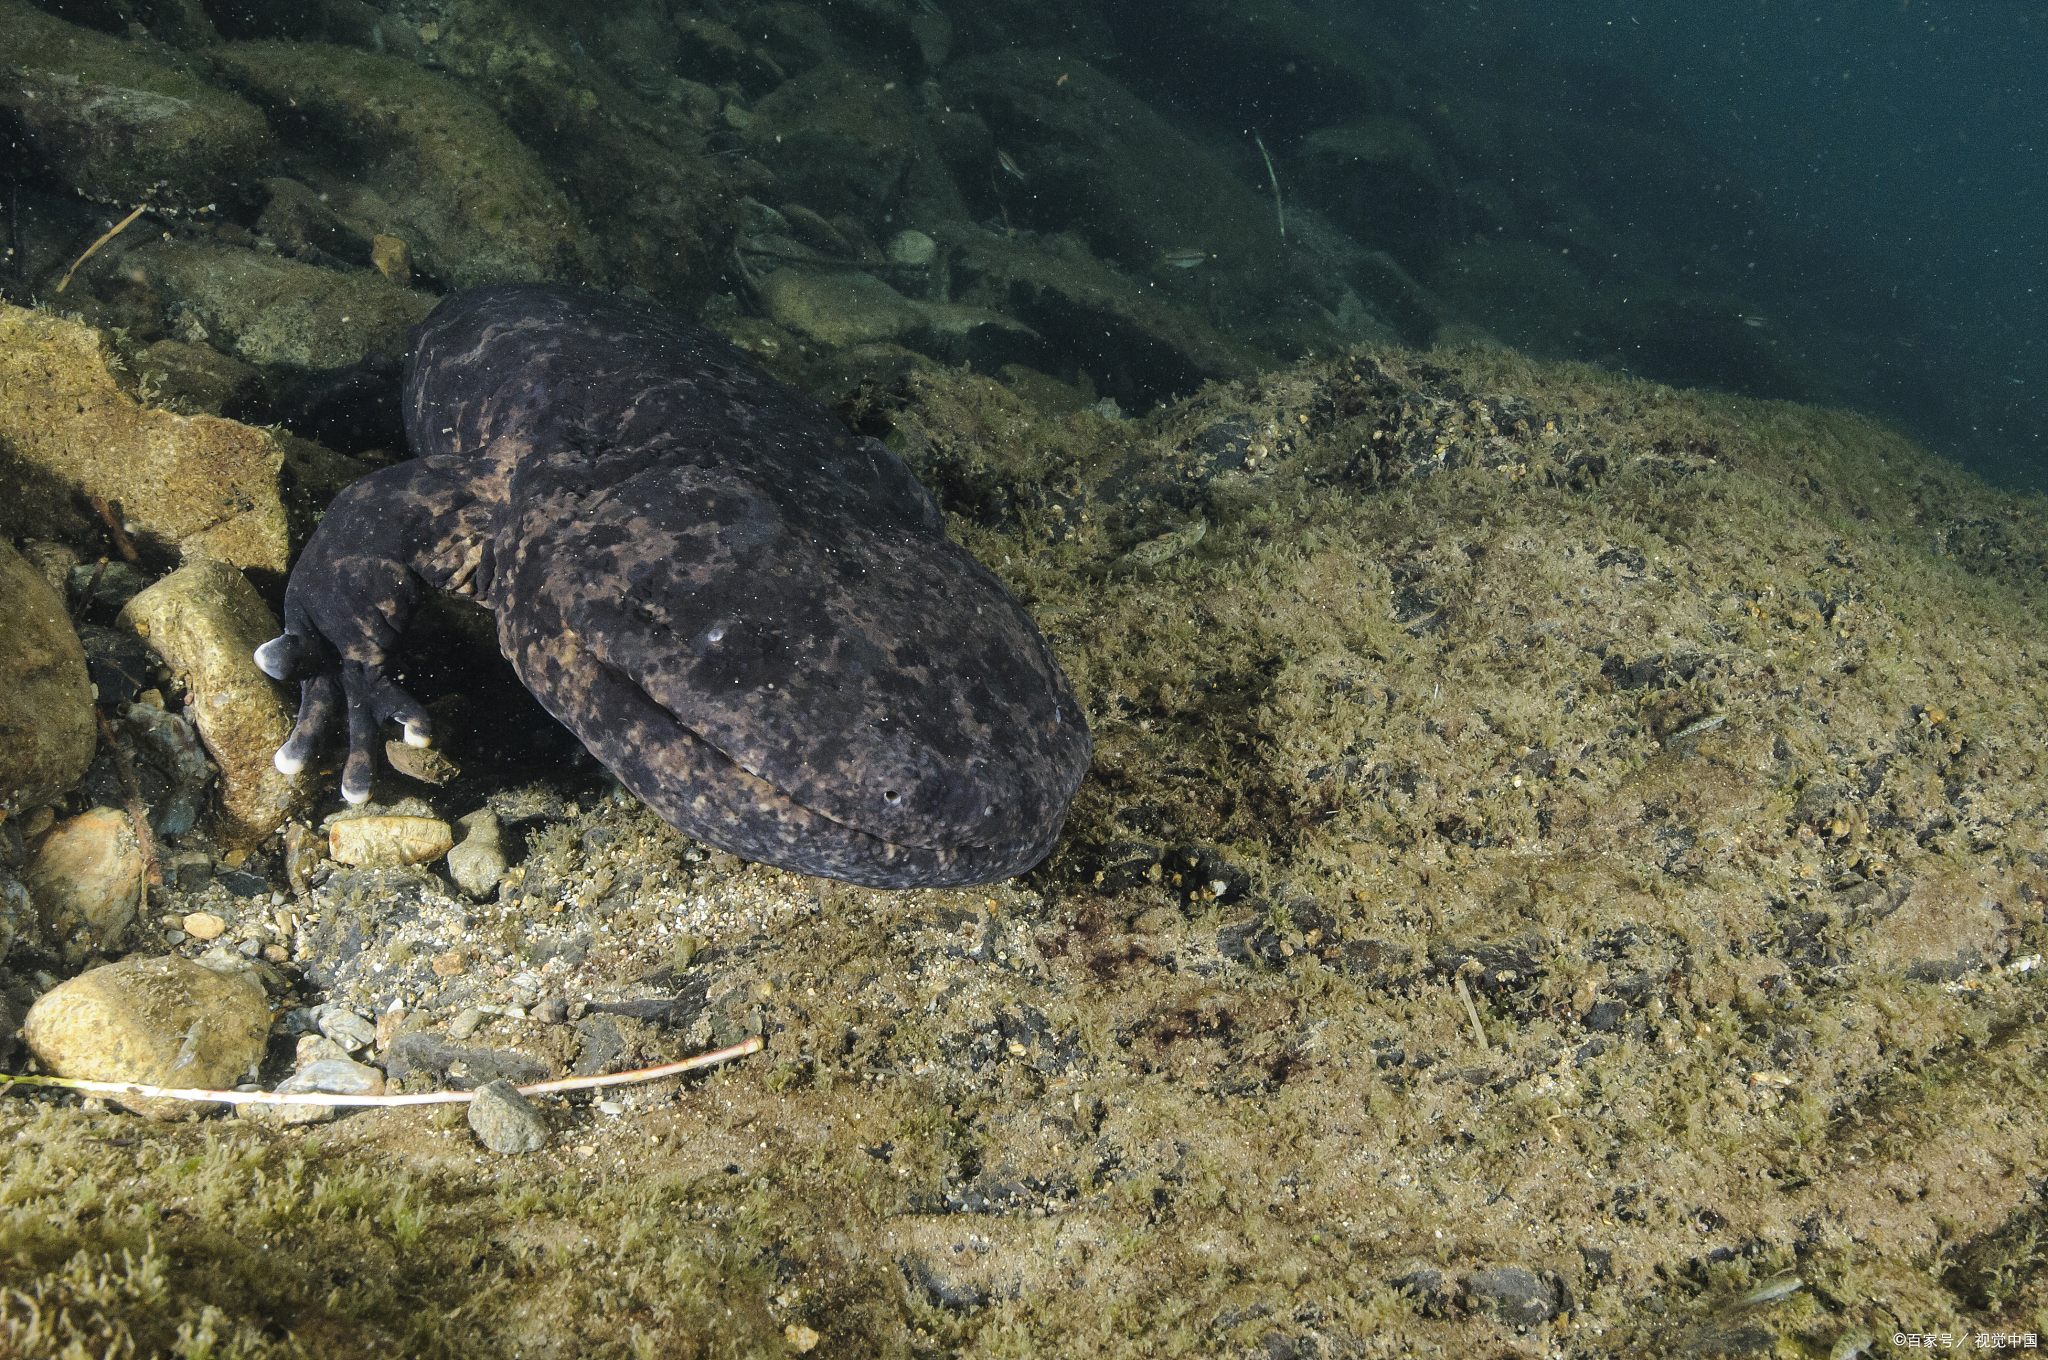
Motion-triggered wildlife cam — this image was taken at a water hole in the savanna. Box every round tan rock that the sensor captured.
[24,954,273,1120]
[181,911,227,941]
[26,807,145,963]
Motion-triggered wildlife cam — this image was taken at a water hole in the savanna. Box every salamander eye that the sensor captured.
[883,789,902,805]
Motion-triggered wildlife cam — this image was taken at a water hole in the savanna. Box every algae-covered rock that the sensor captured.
[0,539,96,816]
[0,0,273,210]
[745,61,966,227]
[0,302,291,575]
[942,46,1288,338]
[118,559,304,849]
[25,807,145,962]
[207,41,598,290]
[758,267,925,347]
[132,238,435,370]
[933,223,1268,405]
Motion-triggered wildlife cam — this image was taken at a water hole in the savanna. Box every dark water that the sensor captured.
[1367,0,2045,492]
[1098,0,2042,492]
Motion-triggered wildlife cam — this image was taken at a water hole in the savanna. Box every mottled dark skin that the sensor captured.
[257,284,1091,888]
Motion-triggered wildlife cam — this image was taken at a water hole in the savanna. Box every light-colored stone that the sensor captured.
[0,539,96,816]
[312,1004,377,1052]
[328,815,455,868]
[888,230,938,268]
[26,808,145,963]
[181,911,227,941]
[24,954,272,1120]
[118,560,303,850]
[446,808,506,898]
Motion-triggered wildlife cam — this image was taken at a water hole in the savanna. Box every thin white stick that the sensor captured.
[1455,975,1488,1051]
[0,1035,763,1109]
[1253,130,1285,240]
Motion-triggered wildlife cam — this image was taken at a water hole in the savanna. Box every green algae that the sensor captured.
[5,343,2046,1357]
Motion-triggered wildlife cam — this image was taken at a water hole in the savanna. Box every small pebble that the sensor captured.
[468,1079,548,1154]
[296,1034,351,1064]
[327,815,454,868]
[313,1003,377,1051]
[182,911,226,941]
[245,1056,387,1126]
[450,1007,485,1039]
[535,997,568,1024]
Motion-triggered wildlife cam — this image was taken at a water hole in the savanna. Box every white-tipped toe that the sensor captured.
[254,636,291,680]
[274,747,306,776]
[341,784,371,806]
[403,720,432,748]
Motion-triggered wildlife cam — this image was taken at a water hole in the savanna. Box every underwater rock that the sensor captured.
[744,61,965,228]
[327,815,455,869]
[468,1078,549,1154]
[243,1055,386,1126]
[135,239,435,372]
[0,540,97,817]
[446,808,507,900]
[759,267,927,348]
[24,953,271,1119]
[0,304,294,575]
[1461,1266,1563,1328]
[207,42,598,290]
[119,559,303,849]
[0,1,274,211]
[934,222,1264,406]
[26,807,145,963]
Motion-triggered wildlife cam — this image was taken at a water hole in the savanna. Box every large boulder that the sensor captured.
[207,41,599,290]
[0,0,273,211]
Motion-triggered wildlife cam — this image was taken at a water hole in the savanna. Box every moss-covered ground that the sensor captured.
[6,344,2047,1357]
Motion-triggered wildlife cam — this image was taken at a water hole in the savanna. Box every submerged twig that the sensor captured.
[71,557,108,624]
[1253,130,1285,240]
[56,202,148,293]
[0,1036,764,1108]
[88,496,140,565]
